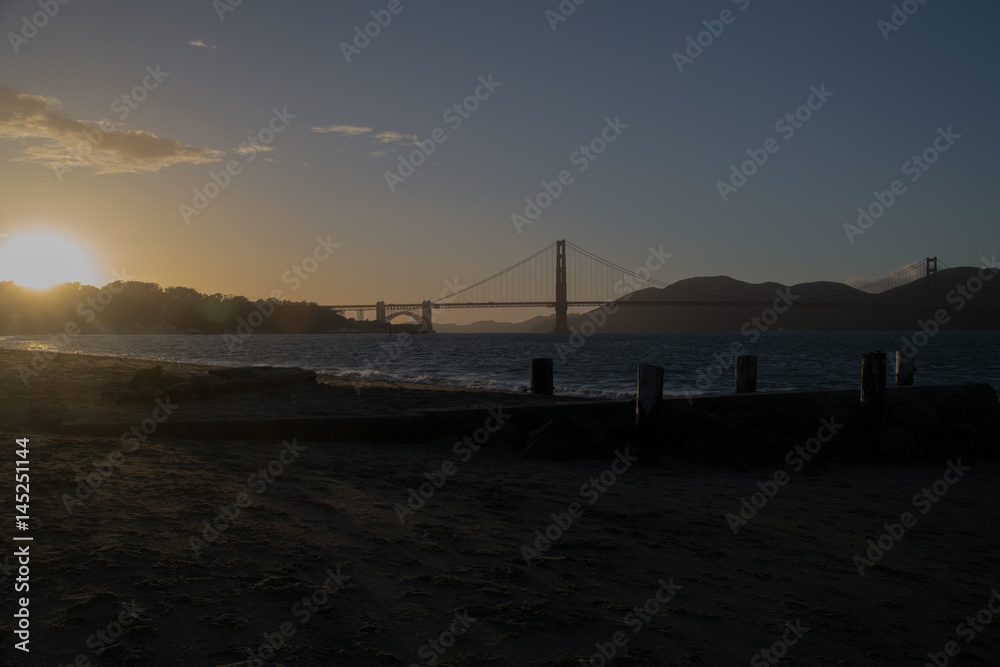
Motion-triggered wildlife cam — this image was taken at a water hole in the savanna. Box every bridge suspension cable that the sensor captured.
[856,259,927,294]
[432,240,675,306]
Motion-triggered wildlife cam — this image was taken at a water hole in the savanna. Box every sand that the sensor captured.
[1,349,999,666]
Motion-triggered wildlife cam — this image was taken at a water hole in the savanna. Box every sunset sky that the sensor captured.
[1,0,998,324]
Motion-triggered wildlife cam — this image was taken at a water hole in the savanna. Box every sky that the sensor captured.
[1,0,998,325]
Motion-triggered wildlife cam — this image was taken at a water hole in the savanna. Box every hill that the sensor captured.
[514,267,1000,333]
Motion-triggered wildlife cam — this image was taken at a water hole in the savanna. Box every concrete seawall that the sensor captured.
[62,383,998,451]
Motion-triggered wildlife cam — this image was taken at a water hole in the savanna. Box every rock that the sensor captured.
[128,365,163,389]
[890,401,942,444]
[487,422,525,452]
[923,437,963,463]
[114,390,150,404]
[878,427,916,463]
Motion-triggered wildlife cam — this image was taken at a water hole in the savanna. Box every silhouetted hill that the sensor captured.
[521,267,1000,333]
[435,316,552,334]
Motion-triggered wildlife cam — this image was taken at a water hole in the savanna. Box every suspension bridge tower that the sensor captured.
[555,240,568,333]
[925,257,938,308]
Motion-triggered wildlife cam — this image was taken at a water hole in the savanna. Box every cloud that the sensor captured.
[371,130,417,145]
[310,124,372,136]
[310,123,418,156]
[0,85,223,175]
[234,143,273,156]
[188,39,218,50]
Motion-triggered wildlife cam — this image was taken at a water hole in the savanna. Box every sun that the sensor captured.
[0,231,101,289]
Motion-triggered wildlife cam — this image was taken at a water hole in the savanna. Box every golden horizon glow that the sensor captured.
[0,231,101,290]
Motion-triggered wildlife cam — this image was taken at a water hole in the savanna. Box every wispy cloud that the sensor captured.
[310,123,417,154]
[372,130,416,144]
[188,39,218,50]
[0,85,223,174]
[310,124,372,136]
[234,143,273,156]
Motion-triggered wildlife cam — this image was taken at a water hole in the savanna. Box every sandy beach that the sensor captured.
[2,349,999,666]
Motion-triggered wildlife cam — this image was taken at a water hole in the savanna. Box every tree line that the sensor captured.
[0,281,383,335]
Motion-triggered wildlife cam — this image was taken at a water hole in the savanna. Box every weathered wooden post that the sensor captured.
[861,351,886,429]
[735,355,757,393]
[635,364,664,430]
[895,351,914,386]
[530,358,554,395]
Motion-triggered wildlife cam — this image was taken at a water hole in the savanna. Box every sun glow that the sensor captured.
[0,231,101,290]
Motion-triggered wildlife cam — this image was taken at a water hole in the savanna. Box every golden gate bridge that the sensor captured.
[328,240,940,333]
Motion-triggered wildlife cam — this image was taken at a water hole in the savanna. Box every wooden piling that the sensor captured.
[530,358,554,395]
[635,364,664,430]
[735,355,757,393]
[861,351,886,428]
[895,351,914,386]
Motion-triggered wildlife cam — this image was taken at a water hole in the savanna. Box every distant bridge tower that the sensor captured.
[376,301,386,323]
[925,257,938,308]
[421,300,433,333]
[555,239,568,333]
